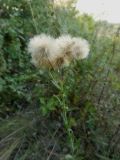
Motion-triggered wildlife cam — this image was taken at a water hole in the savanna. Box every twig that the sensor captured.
[46,142,56,160]
[46,127,60,150]
[108,124,120,157]
[0,127,24,145]
[97,27,120,104]
[27,0,38,34]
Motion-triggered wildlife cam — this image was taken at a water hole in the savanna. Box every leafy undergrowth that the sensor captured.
[0,0,120,160]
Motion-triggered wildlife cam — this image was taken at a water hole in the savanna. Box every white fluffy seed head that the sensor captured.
[28,34,55,58]
[28,34,59,68]
[56,35,72,50]
[55,35,73,66]
[27,34,90,69]
[71,37,90,60]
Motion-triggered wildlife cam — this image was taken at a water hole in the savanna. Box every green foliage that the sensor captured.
[0,0,120,160]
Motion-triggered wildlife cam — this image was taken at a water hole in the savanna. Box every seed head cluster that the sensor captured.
[28,34,90,69]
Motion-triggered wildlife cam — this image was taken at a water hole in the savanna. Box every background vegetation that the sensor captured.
[0,0,120,159]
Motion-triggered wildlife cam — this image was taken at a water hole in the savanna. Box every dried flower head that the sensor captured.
[28,34,90,69]
[71,37,90,60]
[28,34,59,68]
